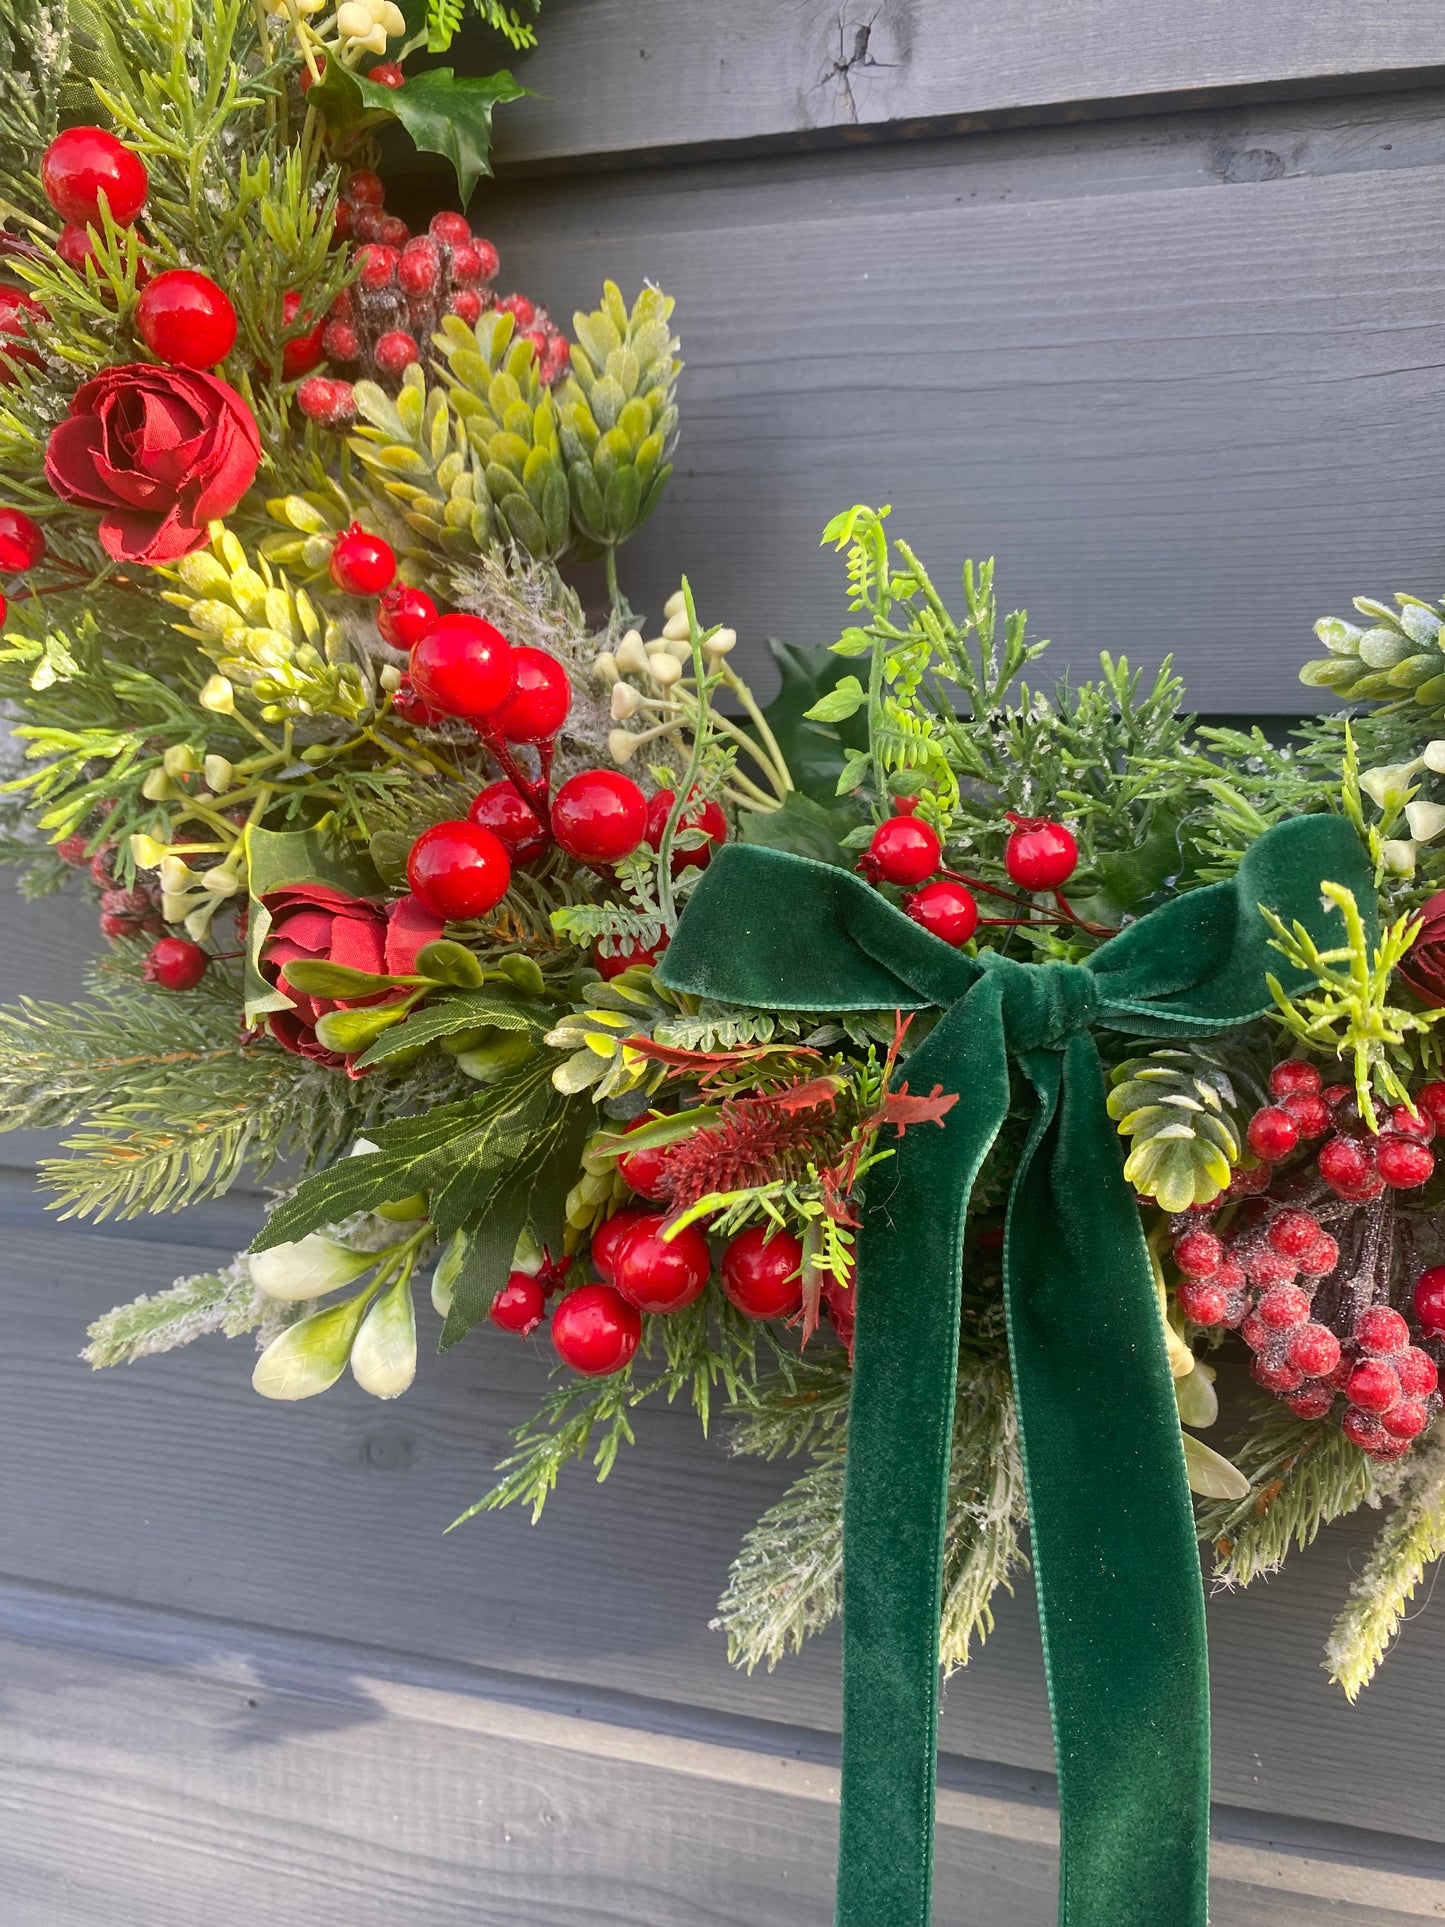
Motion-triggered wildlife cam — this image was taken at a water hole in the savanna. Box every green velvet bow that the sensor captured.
[657,811,1374,1927]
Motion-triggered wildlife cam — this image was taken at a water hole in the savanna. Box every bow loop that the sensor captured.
[979,950,1101,1054]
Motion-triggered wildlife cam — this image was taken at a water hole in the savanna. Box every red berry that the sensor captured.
[552,769,648,865]
[390,676,439,726]
[99,911,138,939]
[449,290,484,325]
[905,878,979,947]
[1240,1312,1269,1353]
[367,61,405,88]
[358,243,399,290]
[1382,1398,1429,1441]
[348,169,386,205]
[55,222,103,276]
[449,241,485,286]
[1003,815,1077,890]
[1318,1134,1374,1197]
[551,1284,640,1376]
[593,935,668,979]
[1173,1228,1223,1277]
[1176,1279,1228,1325]
[1390,1103,1436,1142]
[377,584,438,649]
[498,292,535,327]
[1375,1135,1435,1190]
[1287,1384,1336,1419]
[0,285,44,380]
[1322,1083,1352,1108]
[410,613,514,717]
[329,522,396,596]
[1297,1233,1340,1278]
[1343,1408,1387,1452]
[1267,1209,1321,1259]
[868,808,941,886]
[280,290,325,377]
[295,376,356,427]
[591,1208,651,1283]
[489,1270,545,1335]
[492,645,572,743]
[539,336,571,385]
[406,820,511,921]
[1355,1305,1410,1356]
[41,127,147,227]
[1282,1092,1331,1138]
[1417,1083,1445,1129]
[0,507,44,572]
[470,238,500,281]
[300,54,328,94]
[1215,1257,1246,1294]
[1244,1244,1296,1288]
[374,329,420,376]
[135,269,236,368]
[1247,1106,1299,1161]
[321,319,359,362]
[1226,1161,1273,1197]
[1414,1264,1445,1336]
[612,1213,711,1314]
[1253,1357,1304,1393]
[429,211,472,246]
[1269,1060,1322,1098]
[56,834,90,866]
[468,780,548,862]
[645,788,727,873]
[398,238,441,294]
[616,1119,673,1201]
[721,1225,805,1320]
[1286,1322,1341,1378]
[1259,1284,1311,1329]
[1346,1359,1401,1413]
[140,936,208,991]
[378,214,410,249]
[1399,1346,1439,1397]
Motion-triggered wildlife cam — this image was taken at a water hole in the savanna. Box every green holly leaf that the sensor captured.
[353,67,529,203]
[739,791,856,868]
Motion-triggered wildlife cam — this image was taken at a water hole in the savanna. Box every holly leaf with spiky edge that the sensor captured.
[310,61,529,203]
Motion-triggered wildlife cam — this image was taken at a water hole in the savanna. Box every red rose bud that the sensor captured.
[1398,891,1445,1008]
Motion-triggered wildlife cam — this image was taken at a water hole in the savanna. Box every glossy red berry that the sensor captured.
[616,1120,673,1201]
[1282,1091,1331,1138]
[430,211,473,246]
[868,803,941,885]
[1246,1106,1299,1161]
[1417,1082,1445,1129]
[722,1225,805,1320]
[406,820,511,920]
[377,584,438,648]
[1346,1360,1401,1413]
[1267,1209,1322,1259]
[1287,1384,1336,1420]
[1004,815,1077,890]
[492,645,572,743]
[1355,1305,1410,1356]
[1390,1103,1436,1142]
[0,286,44,380]
[330,522,396,596]
[905,878,979,947]
[552,769,648,865]
[489,1270,545,1335]
[1399,1346,1439,1397]
[591,1208,651,1284]
[398,238,441,294]
[1297,1232,1340,1278]
[468,780,548,862]
[280,290,325,378]
[141,936,208,991]
[1176,1279,1228,1325]
[136,269,236,368]
[1268,1060,1321,1098]
[367,60,405,88]
[348,170,386,205]
[1173,1228,1223,1277]
[390,676,439,727]
[551,1284,641,1375]
[1414,1264,1445,1336]
[295,376,357,427]
[374,329,420,376]
[410,614,514,718]
[358,243,399,290]
[612,1213,711,1314]
[1375,1135,1435,1190]
[55,223,101,275]
[42,127,147,226]
[0,507,44,572]
[1318,1133,1379,1199]
[593,935,668,979]
[645,788,727,872]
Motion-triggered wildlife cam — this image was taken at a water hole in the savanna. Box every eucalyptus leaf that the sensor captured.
[281,959,412,997]
[415,938,486,987]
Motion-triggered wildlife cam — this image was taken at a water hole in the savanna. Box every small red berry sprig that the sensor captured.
[1171,1058,1445,1460]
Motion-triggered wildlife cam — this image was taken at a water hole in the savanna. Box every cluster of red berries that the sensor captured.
[862,799,1080,948]
[1172,1059,1445,1459]
[39,124,148,286]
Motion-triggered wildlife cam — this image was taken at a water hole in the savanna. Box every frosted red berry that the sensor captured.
[1173,1228,1223,1277]
[329,522,396,596]
[406,819,511,921]
[645,788,727,872]
[905,879,979,947]
[410,613,514,717]
[280,290,325,377]
[1297,1232,1340,1278]
[471,238,500,280]
[590,1208,651,1284]
[398,238,441,295]
[498,292,535,327]
[449,290,484,325]
[1343,1408,1386,1452]
[348,169,386,205]
[1247,1106,1299,1161]
[1382,1398,1429,1441]
[374,329,420,377]
[1268,1060,1321,1098]
[1346,1360,1401,1413]
[42,127,147,227]
[1414,1264,1445,1336]
[1267,1209,1320,1259]
[321,319,359,362]
[613,1214,711,1314]
[0,507,44,572]
[721,1225,805,1320]
[1004,815,1077,890]
[868,804,941,886]
[367,60,405,88]
[1355,1305,1410,1355]
[1253,1357,1304,1394]
[1390,1103,1435,1142]
[468,780,548,862]
[616,1120,673,1201]
[1227,1161,1273,1197]
[1287,1384,1336,1419]
[358,244,399,290]
[492,645,572,743]
[1318,1134,1374,1197]
[489,1270,545,1336]
[377,584,437,648]
[1176,1279,1228,1325]
[1399,1347,1439,1397]
[430,211,472,247]
[1243,1244,1295,1288]
[1240,1313,1269,1353]
[1282,1092,1331,1138]
[1416,1083,1445,1129]
[551,1284,641,1376]
[1375,1135,1435,1190]
[136,269,236,368]
[379,215,411,249]
[552,770,648,865]
[1286,1323,1341,1378]
[295,376,356,427]
[141,936,209,991]
[1259,1284,1311,1329]
[449,242,486,286]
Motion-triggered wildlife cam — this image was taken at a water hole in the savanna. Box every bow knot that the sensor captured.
[977,950,1101,1054]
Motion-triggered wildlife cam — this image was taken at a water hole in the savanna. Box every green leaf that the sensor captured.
[415,938,486,987]
[353,67,529,203]
[803,675,865,724]
[1181,1432,1250,1501]
[353,985,552,1067]
[369,831,412,888]
[592,1106,720,1161]
[739,791,855,868]
[313,1002,413,1054]
[242,822,382,1024]
[252,1285,379,1401]
[760,639,870,806]
[280,960,411,997]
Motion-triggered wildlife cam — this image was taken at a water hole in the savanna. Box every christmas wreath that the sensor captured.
[4,5,1445,1924]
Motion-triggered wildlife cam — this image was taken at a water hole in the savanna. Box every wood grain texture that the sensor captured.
[472,107,1445,711]
[467,0,1445,169]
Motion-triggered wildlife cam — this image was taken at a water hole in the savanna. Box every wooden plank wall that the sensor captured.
[7,6,1445,1921]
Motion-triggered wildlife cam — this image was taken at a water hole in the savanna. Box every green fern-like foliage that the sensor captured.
[1107,1045,1256,1212]
[426,0,539,53]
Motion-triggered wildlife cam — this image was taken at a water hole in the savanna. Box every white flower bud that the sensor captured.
[252,1290,374,1400]
[162,889,197,922]
[661,610,691,642]
[378,0,407,36]
[130,833,168,869]
[252,1234,376,1302]
[379,663,402,693]
[199,674,236,715]
[335,0,375,35]
[704,628,738,657]
[610,682,641,720]
[650,652,683,687]
[202,864,242,896]
[1425,740,1445,775]
[203,754,234,793]
[163,744,203,778]
[663,589,686,619]
[1381,838,1418,877]
[350,1273,417,1399]
[1359,760,1422,810]
[160,856,198,893]
[609,727,639,763]
[183,903,219,941]
[1406,799,1445,843]
[591,650,619,684]
[614,630,650,676]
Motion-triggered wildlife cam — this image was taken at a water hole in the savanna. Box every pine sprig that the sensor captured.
[1199,1404,1375,1589]
[83,1254,261,1366]
[1326,1425,1445,1698]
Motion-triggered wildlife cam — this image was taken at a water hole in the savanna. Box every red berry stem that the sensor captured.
[474,718,553,837]
[1050,890,1112,939]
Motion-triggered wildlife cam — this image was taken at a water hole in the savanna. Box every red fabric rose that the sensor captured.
[1399,890,1445,1008]
[259,885,444,1072]
[45,362,261,564]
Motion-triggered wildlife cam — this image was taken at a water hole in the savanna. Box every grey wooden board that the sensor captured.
[468,0,1445,169]
[466,90,1445,712]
